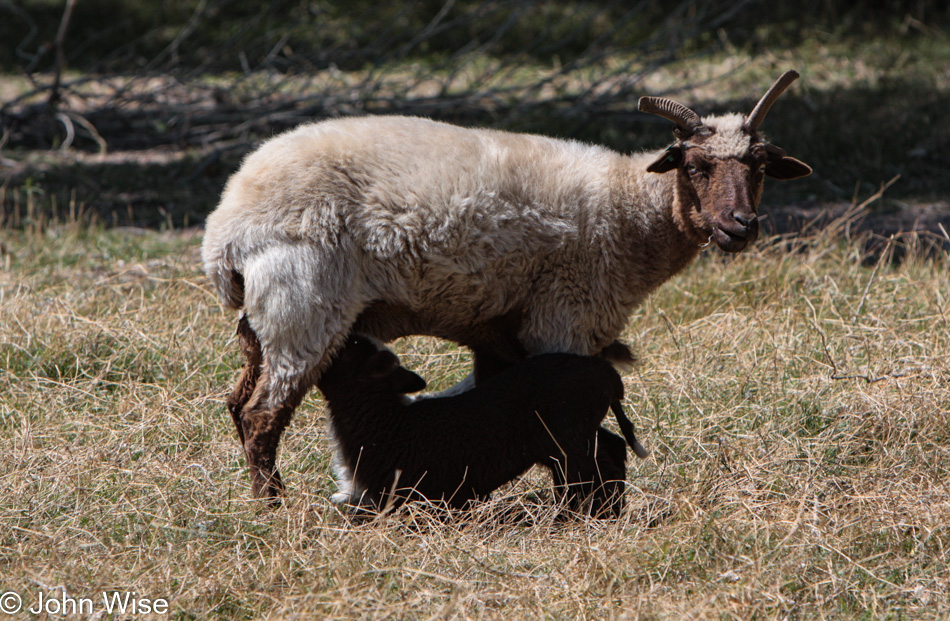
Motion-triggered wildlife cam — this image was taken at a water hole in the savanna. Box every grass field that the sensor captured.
[2,6,950,616]
[1,206,948,618]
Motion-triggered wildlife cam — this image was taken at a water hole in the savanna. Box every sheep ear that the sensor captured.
[646,145,683,174]
[390,367,427,394]
[765,155,812,180]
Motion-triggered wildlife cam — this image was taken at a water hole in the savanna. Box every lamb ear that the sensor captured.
[765,155,812,180]
[390,367,427,394]
[646,145,683,174]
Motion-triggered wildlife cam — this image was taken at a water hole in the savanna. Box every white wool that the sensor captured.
[202,115,707,407]
[694,113,756,159]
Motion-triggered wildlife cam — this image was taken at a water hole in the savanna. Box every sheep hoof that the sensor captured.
[330,491,378,515]
[632,439,650,460]
[329,492,351,505]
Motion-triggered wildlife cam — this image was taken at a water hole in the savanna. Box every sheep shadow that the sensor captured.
[330,485,635,531]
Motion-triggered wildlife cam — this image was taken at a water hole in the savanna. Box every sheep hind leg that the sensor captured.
[236,244,363,502]
[226,315,262,446]
[225,315,308,504]
[238,312,356,502]
[239,377,309,502]
[548,454,598,518]
[549,432,626,519]
[592,427,628,519]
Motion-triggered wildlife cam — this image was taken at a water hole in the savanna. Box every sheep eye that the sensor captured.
[686,163,699,175]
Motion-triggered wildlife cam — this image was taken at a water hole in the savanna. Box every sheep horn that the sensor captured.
[744,70,800,133]
[638,96,706,138]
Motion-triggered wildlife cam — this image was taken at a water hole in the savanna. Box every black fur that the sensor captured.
[318,336,649,518]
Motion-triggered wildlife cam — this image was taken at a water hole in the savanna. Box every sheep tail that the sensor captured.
[220,267,245,309]
[206,243,246,310]
[600,341,637,371]
[610,401,649,459]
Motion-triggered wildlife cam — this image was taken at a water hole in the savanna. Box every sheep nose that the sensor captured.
[733,212,756,228]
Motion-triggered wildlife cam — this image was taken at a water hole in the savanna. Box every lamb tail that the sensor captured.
[610,401,649,459]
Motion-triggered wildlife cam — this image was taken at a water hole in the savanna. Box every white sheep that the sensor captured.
[203,71,811,500]
[317,334,647,517]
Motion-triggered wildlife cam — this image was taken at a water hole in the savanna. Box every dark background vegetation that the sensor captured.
[2,1,946,72]
[1,0,948,231]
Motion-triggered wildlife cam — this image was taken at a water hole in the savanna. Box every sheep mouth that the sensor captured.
[712,225,757,253]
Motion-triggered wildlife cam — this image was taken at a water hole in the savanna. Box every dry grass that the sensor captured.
[1,210,948,619]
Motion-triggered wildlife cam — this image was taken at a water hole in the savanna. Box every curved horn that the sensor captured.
[744,70,799,132]
[638,96,705,138]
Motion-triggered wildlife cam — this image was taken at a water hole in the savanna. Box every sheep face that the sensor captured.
[317,335,428,398]
[639,71,812,253]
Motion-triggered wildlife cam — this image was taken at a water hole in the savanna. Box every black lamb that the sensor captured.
[317,334,649,517]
